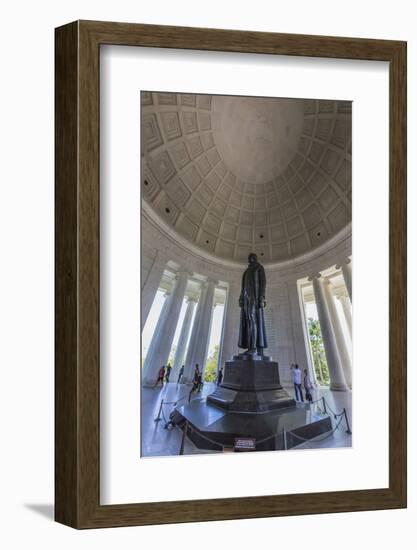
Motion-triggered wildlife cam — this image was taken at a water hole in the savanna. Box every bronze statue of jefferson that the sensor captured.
[238,253,268,355]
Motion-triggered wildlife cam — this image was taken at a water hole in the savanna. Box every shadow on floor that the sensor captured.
[24,503,54,521]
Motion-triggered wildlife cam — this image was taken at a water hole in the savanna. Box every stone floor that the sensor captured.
[141,381,352,457]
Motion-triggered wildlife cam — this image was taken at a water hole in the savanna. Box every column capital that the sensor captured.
[335,289,349,300]
[174,269,193,280]
[153,251,169,268]
[308,272,322,282]
[335,257,351,270]
[336,257,352,301]
[185,294,198,304]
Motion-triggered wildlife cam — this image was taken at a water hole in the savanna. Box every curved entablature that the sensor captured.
[143,200,351,277]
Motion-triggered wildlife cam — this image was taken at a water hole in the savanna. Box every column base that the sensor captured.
[142,377,165,388]
[329,382,350,391]
[178,377,193,385]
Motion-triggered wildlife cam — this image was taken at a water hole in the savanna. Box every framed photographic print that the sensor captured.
[55,20,406,528]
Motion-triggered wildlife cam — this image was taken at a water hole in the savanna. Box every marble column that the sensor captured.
[338,293,352,339]
[141,252,167,330]
[142,270,189,386]
[141,291,172,384]
[172,297,196,380]
[323,279,352,389]
[218,281,240,369]
[193,280,217,378]
[309,274,348,391]
[337,258,352,302]
[182,280,216,382]
[287,282,316,386]
[181,283,208,384]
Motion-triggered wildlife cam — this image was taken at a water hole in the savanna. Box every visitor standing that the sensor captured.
[192,364,200,392]
[165,363,172,383]
[197,370,203,392]
[292,364,304,402]
[177,364,184,385]
[303,368,313,402]
[154,365,166,388]
[216,367,223,386]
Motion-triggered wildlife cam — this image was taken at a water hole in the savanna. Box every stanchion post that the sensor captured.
[283,426,287,450]
[322,396,327,414]
[343,407,352,434]
[179,421,188,455]
[154,399,164,422]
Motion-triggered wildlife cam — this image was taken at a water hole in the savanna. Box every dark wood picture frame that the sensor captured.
[55,20,407,529]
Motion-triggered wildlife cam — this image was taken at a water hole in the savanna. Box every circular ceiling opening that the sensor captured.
[211,96,304,184]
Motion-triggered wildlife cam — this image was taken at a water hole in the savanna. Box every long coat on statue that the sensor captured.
[238,260,268,350]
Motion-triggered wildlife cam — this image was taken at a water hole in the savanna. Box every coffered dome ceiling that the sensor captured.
[141,92,352,264]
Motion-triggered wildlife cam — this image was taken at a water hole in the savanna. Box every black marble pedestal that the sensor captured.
[207,355,295,413]
[172,399,332,452]
[172,355,332,452]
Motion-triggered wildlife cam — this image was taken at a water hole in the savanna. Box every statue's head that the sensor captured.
[248,253,258,264]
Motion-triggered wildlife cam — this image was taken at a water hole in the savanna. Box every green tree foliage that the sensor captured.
[204,344,220,382]
[167,344,176,367]
[307,317,330,386]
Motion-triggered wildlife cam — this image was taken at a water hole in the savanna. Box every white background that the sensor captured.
[101,47,389,504]
[0,0,415,548]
